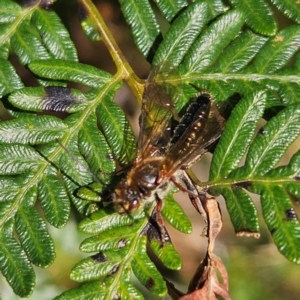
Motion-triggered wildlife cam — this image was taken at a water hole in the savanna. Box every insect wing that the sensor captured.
[137,67,176,160]
[164,93,225,176]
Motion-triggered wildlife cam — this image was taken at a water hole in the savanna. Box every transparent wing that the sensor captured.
[137,64,178,160]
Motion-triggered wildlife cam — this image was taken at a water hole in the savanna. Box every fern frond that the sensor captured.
[153,0,187,22]
[31,9,78,61]
[119,0,160,56]
[0,58,23,97]
[179,19,300,105]
[153,2,209,66]
[209,102,300,262]
[0,115,67,144]
[0,0,77,99]
[270,0,300,24]
[182,10,245,74]
[229,0,277,35]
[0,219,35,297]
[210,91,267,179]
[0,0,300,298]
[56,198,183,299]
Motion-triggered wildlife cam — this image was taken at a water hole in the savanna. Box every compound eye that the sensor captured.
[129,199,140,211]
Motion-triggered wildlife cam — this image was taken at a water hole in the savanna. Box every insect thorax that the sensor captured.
[114,156,171,213]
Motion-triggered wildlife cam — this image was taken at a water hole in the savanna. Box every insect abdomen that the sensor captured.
[171,93,211,146]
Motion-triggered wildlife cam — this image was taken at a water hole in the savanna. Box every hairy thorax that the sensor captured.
[113,156,171,214]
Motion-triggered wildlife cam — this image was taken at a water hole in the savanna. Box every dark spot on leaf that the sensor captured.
[78,3,88,21]
[285,208,298,221]
[91,252,107,262]
[270,228,277,235]
[145,277,155,290]
[108,264,119,276]
[294,175,300,181]
[118,238,127,248]
[43,87,81,112]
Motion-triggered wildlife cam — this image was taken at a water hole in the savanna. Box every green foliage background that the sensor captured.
[0,0,299,299]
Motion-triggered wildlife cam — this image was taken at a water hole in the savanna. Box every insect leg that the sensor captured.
[155,193,168,245]
[177,170,208,223]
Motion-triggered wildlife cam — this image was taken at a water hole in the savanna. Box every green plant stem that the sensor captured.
[0,3,37,44]
[205,177,292,189]
[77,0,144,103]
[105,215,150,299]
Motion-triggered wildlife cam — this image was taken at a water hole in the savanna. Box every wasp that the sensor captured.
[113,64,225,241]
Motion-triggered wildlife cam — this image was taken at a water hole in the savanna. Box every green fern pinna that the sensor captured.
[0,0,299,299]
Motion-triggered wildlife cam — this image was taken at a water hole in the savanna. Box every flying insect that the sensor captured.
[113,65,225,240]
